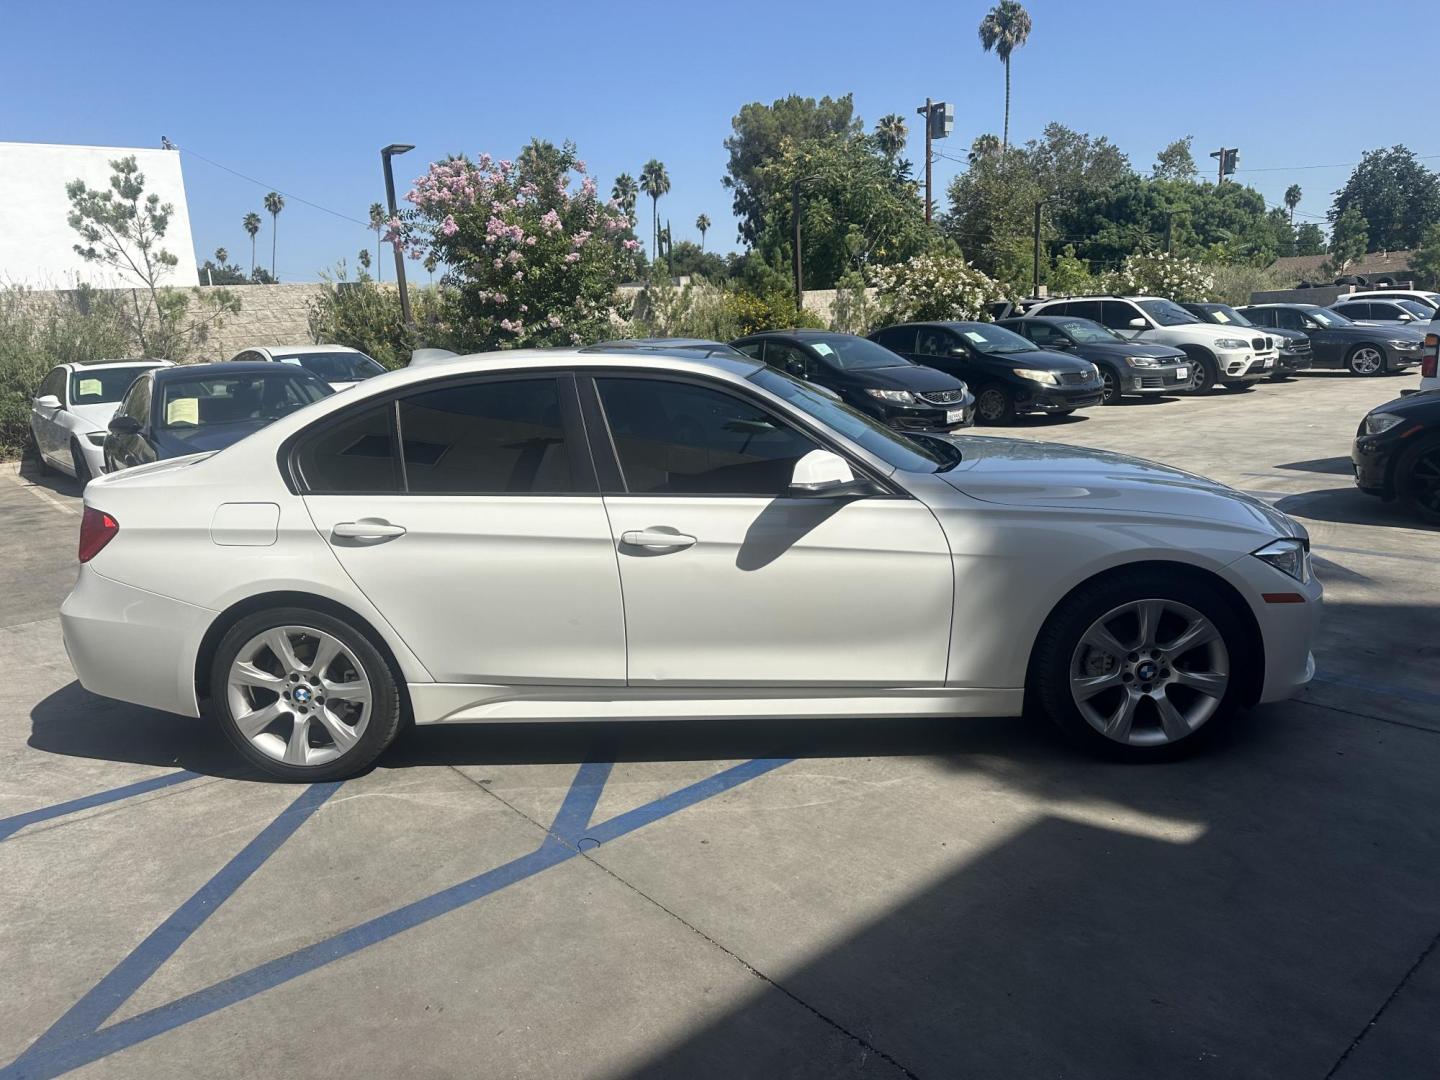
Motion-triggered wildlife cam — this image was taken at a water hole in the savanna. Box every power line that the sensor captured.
[175,142,373,229]
[1236,153,1440,174]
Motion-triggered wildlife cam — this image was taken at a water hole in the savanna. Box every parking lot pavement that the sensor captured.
[1,372,1437,1079]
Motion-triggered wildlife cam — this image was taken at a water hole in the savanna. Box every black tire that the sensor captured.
[69,439,93,486]
[1031,569,1249,761]
[1100,368,1122,405]
[210,606,404,781]
[974,383,1016,425]
[1396,435,1440,526]
[1186,351,1220,394]
[1346,344,1387,376]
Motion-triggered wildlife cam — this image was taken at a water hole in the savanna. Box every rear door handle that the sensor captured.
[620,528,696,551]
[332,520,407,541]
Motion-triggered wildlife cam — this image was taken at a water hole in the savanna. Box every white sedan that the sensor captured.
[30,360,170,482]
[61,346,1321,779]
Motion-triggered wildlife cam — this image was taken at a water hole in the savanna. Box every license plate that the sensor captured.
[1262,358,1274,369]
[946,409,964,424]
[1175,366,1188,380]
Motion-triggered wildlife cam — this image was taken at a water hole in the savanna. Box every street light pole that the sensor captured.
[792,178,804,310]
[1032,200,1044,295]
[381,143,415,328]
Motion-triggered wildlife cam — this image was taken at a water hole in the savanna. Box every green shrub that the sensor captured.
[308,272,457,370]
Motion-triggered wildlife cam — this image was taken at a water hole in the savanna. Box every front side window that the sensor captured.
[39,368,67,401]
[730,341,763,360]
[763,341,815,379]
[397,378,574,494]
[915,328,952,357]
[120,377,151,427]
[873,327,915,353]
[1276,309,1308,331]
[277,352,386,382]
[1018,321,1058,346]
[596,377,822,497]
[69,367,150,406]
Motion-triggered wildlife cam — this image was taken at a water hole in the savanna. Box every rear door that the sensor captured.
[297,373,626,685]
[584,372,953,686]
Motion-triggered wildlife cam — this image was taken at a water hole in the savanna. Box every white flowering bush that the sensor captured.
[872,253,1004,323]
[1103,251,1214,303]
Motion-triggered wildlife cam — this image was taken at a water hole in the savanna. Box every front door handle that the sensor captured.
[620,528,696,551]
[332,520,407,542]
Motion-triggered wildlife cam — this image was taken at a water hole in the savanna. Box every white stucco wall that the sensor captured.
[0,141,199,289]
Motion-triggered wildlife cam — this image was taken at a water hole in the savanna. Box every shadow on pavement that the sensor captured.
[1276,486,1436,530]
[13,455,83,498]
[1276,455,1355,475]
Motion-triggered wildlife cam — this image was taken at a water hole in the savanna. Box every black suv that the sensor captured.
[869,322,1105,423]
[729,330,974,431]
[1182,302,1313,379]
[998,315,1191,404]
[1237,304,1422,376]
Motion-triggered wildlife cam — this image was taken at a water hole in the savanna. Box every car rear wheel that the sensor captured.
[974,384,1015,425]
[210,607,404,780]
[1032,571,1246,760]
[1396,435,1440,525]
[1347,345,1386,376]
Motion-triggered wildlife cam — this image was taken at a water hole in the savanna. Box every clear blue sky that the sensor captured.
[4,0,1435,282]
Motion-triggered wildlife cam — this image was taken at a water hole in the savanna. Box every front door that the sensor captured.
[586,374,953,686]
[31,368,68,465]
[297,375,626,686]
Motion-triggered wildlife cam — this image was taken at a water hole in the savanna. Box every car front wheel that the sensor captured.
[1347,345,1386,376]
[1100,368,1121,404]
[974,384,1015,424]
[1396,435,1440,525]
[70,439,93,486]
[1032,571,1246,760]
[210,607,404,781]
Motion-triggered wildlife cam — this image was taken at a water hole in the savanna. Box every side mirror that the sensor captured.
[949,345,968,356]
[108,415,142,436]
[1399,313,1414,321]
[1053,338,1075,349]
[1127,317,1148,329]
[33,394,62,410]
[789,449,864,496]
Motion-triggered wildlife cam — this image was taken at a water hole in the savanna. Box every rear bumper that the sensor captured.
[60,564,210,718]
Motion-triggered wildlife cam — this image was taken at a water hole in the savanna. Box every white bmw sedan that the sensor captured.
[61,346,1320,780]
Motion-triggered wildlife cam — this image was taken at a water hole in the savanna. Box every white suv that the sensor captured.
[1026,296,1279,392]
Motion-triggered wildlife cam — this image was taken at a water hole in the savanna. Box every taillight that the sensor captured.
[1423,333,1438,379]
[78,507,119,563]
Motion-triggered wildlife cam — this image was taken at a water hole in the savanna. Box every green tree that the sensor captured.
[263,191,284,280]
[1284,184,1302,223]
[640,159,670,264]
[969,133,1001,164]
[1412,222,1440,287]
[1295,222,1325,255]
[368,202,387,281]
[723,93,861,246]
[1328,207,1369,269]
[667,240,728,280]
[1153,136,1197,181]
[214,246,228,265]
[357,248,372,274]
[696,213,711,251]
[977,0,1033,151]
[242,211,261,275]
[1331,146,1440,251]
[874,114,908,161]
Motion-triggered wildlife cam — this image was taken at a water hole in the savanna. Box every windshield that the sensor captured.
[157,373,331,429]
[1306,307,1352,328]
[68,366,154,406]
[957,323,1039,354]
[1056,319,1123,343]
[749,366,957,472]
[1205,305,1253,327]
[805,336,912,371]
[275,351,385,382]
[1137,299,1199,326]
[1396,300,1433,319]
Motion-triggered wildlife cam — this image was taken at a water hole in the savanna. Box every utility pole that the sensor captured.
[381,143,416,328]
[1209,147,1239,185]
[792,178,804,309]
[1032,201,1043,295]
[914,99,954,224]
[1164,213,1174,253]
[920,98,933,224]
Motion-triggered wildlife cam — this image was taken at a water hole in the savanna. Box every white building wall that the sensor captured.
[0,141,199,289]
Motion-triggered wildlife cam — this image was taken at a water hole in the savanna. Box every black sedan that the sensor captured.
[869,321,1104,423]
[1238,304,1422,376]
[729,331,974,432]
[998,315,1192,404]
[104,361,333,471]
[1182,302,1313,379]
[1353,390,1440,524]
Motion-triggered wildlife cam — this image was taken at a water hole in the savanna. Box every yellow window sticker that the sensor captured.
[167,397,199,425]
[77,379,102,398]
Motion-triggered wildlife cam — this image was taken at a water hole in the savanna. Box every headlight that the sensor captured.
[1252,537,1311,584]
[1388,339,1420,351]
[86,431,107,447]
[865,388,920,404]
[1127,356,1161,368]
[1013,368,1059,386]
[1214,337,1249,350]
[1363,412,1406,435]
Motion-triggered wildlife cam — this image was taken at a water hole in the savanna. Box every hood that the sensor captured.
[151,420,271,458]
[1269,327,1306,345]
[978,348,1096,374]
[1371,389,1440,421]
[936,435,1299,537]
[1072,340,1185,361]
[1324,323,1424,341]
[844,364,966,393]
[69,402,123,431]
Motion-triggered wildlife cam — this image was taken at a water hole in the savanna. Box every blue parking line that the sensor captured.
[4,756,791,1079]
[0,772,199,842]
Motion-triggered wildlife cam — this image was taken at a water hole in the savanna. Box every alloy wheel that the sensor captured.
[1408,445,1440,522]
[976,388,1008,423]
[1349,347,1383,375]
[226,625,372,767]
[1101,370,1118,404]
[1191,361,1209,392]
[1069,599,1230,746]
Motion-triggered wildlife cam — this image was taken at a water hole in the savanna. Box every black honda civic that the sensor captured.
[729,330,974,431]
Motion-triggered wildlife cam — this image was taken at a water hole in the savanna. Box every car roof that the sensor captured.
[1241,303,1319,310]
[580,341,753,362]
[242,344,362,356]
[60,358,168,371]
[414,346,764,380]
[153,361,328,382]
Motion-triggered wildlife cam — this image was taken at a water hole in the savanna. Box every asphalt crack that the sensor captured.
[1324,925,1440,1078]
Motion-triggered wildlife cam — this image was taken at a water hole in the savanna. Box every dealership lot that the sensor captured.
[1,373,1438,1080]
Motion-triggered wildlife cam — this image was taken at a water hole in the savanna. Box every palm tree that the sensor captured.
[639,160,670,263]
[969,133,1002,165]
[978,0,1033,152]
[368,202,387,281]
[242,212,262,275]
[611,173,638,221]
[263,191,285,281]
[214,247,228,265]
[696,213,711,251]
[1284,184,1303,224]
[875,114,908,161]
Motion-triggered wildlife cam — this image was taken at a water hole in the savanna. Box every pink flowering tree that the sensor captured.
[387,140,640,348]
